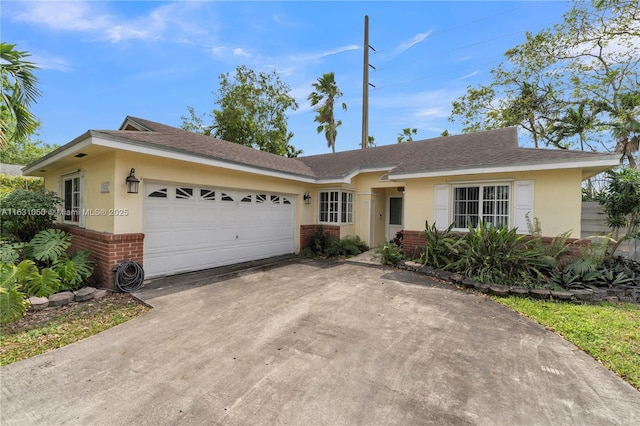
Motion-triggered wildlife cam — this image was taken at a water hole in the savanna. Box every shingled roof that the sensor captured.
[24,116,620,181]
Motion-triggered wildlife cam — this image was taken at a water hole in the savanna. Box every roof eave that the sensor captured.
[22,131,94,175]
[389,157,621,180]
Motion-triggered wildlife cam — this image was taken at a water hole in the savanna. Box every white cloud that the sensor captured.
[396,31,432,54]
[457,71,479,80]
[11,1,207,44]
[29,54,72,72]
[288,45,359,62]
[233,48,251,58]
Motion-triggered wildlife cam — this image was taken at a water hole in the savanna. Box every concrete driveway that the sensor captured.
[2,260,639,425]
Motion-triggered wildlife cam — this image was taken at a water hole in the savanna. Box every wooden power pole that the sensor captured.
[361,15,375,149]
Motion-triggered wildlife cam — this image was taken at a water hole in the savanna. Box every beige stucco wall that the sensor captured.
[44,151,117,233]
[402,169,583,238]
[43,149,585,247]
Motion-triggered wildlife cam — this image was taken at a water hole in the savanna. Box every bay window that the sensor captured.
[319,190,354,224]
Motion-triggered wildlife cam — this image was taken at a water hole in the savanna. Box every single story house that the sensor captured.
[23,116,619,287]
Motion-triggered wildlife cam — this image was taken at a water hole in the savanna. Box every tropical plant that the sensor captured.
[449,224,556,286]
[0,43,41,149]
[419,221,462,270]
[0,263,28,323]
[0,187,61,242]
[599,168,640,255]
[375,242,405,266]
[26,228,72,263]
[327,235,369,257]
[397,128,417,143]
[308,72,347,153]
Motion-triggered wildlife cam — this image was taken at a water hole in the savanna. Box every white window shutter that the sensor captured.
[434,184,450,230]
[513,180,534,234]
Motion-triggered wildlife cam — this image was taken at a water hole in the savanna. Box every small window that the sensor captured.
[270,195,280,204]
[148,188,168,198]
[241,195,252,203]
[256,194,267,203]
[200,189,216,201]
[63,176,81,223]
[176,187,193,199]
[221,193,234,202]
[283,197,291,205]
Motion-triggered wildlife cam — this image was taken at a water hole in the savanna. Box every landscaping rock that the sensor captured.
[624,286,639,303]
[449,274,464,285]
[591,289,608,301]
[438,271,453,281]
[461,279,476,289]
[93,289,108,300]
[404,261,421,271]
[605,296,619,303]
[489,285,510,297]
[473,282,490,293]
[550,290,573,301]
[607,288,625,298]
[509,287,530,297]
[28,296,49,311]
[570,289,593,302]
[530,289,550,300]
[48,291,75,307]
[74,287,96,302]
[418,265,436,276]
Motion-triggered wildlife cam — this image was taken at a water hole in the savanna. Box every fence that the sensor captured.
[581,201,638,260]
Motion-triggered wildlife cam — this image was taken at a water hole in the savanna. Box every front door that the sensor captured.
[387,196,403,242]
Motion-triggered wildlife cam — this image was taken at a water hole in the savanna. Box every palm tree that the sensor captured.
[549,102,598,151]
[1,43,41,149]
[397,128,417,143]
[308,72,346,153]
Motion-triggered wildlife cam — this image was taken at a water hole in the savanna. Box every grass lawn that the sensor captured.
[493,296,640,390]
[0,292,149,366]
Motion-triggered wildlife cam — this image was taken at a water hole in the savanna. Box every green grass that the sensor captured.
[1,293,149,366]
[494,296,640,390]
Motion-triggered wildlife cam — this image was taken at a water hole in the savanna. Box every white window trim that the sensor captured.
[61,172,85,227]
[318,189,355,225]
[450,181,512,232]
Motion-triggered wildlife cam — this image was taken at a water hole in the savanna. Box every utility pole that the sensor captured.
[361,15,375,149]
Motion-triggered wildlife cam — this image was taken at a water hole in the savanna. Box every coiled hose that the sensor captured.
[114,261,145,292]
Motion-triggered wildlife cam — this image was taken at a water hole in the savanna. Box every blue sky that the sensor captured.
[2,1,573,156]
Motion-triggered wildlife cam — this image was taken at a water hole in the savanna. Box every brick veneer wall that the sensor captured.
[300,224,341,249]
[402,229,589,259]
[59,226,144,290]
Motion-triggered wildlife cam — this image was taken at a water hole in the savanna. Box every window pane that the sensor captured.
[389,198,402,225]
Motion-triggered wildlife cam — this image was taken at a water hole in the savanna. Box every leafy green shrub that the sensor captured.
[306,226,339,257]
[599,168,640,256]
[449,224,556,286]
[327,235,369,257]
[419,221,462,269]
[376,242,405,266]
[1,188,61,242]
[0,263,28,324]
[0,175,44,198]
[0,229,94,322]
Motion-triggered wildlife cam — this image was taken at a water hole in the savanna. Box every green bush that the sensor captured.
[303,227,369,258]
[448,224,556,286]
[0,229,94,323]
[376,242,405,266]
[1,187,61,242]
[419,221,462,270]
[0,175,44,198]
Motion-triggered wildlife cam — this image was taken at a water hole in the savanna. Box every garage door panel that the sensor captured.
[144,183,295,278]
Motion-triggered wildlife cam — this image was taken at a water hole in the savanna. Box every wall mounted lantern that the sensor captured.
[126,168,140,194]
[303,191,311,204]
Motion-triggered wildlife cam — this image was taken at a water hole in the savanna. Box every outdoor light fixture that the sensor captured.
[126,168,140,194]
[303,191,311,204]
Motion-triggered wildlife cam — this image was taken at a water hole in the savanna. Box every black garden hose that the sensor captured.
[114,260,145,292]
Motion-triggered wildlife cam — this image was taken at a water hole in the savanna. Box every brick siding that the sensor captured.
[300,224,340,249]
[59,226,144,290]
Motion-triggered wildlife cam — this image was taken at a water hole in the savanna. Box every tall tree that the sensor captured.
[397,128,417,143]
[308,72,347,153]
[450,0,639,161]
[549,102,599,151]
[181,65,300,157]
[1,43,41,150]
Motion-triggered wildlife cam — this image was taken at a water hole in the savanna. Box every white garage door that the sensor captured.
[143,182,295,278]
